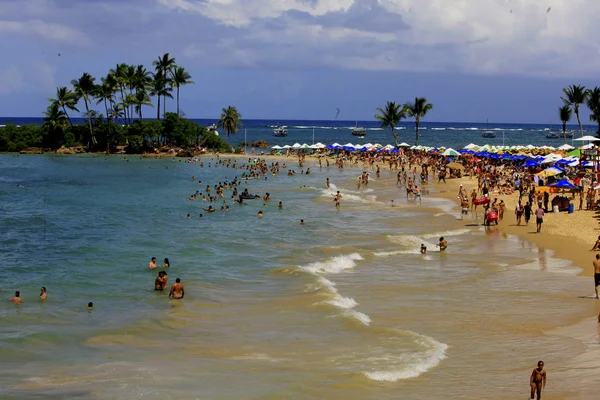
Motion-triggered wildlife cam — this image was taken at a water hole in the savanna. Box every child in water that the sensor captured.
[437,237,447,251]
[420,244,427,254]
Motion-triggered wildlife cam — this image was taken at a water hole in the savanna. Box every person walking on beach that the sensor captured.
[594,254,600,299]
[529,360,546,400]
[524,202,532,225]
[535,205,544,233]
[169,278,185,299]
[515,201,524,226]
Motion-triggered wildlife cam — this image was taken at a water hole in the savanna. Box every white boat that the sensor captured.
[273,126,288,137]
[481,131,496,138]
[546,131,573,139]
[351,123,366,138]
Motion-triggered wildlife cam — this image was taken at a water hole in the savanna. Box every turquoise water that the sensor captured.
[0,154,594,399]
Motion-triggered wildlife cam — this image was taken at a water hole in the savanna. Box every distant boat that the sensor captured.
[273,126,288,137]
[351,122,366,138]
[481,131,496,138]
[546,131,573,139]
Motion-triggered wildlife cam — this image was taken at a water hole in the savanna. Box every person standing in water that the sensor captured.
[529,360,546,400]
[169,278,185,299]
[11,291,22,303]
[155,271,168,291]
[40,287,47,301]
[148,257,159,269]
[594,254,600,299]
[437,237,447,251]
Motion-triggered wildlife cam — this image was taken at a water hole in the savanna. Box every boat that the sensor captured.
[273,126,288,137]
[546,131,573,139]
[351,123,367,138]
[481,131,496,138]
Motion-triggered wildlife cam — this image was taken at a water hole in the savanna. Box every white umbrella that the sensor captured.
[282,145,292,149]
[557,144,574,150]
[398,142,410,147]
[573,136,600,141]
[291,143,302,149]
[342,143,355,147]
[581,143,597,149]
[442,148,460,156]
[271,145,283,149]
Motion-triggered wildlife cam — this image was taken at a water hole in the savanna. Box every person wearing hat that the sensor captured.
[155,271,168,291]
[457,184,466,199]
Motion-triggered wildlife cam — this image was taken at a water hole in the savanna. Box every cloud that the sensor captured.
[0,19,91,46]
[0,66,25,95]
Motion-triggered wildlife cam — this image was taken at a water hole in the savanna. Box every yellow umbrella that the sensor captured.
[446,162,465,170]
[535,168,562,177]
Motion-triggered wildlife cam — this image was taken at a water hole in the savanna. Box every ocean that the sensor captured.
[0,152,593,399]
[1,117,597,149]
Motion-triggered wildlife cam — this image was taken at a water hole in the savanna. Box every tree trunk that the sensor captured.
[562,122,567,144]
[576,109,583,137]
[163,95,166,117]
[157,96,161,120]
[139,105,143,121]
[391,125,399,148]
[120,86,127,125]
[62,105,73,127]
[177,86,180,116]
[415,120,420,146]
[84,98,95,149]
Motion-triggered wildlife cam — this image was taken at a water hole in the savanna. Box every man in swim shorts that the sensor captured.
[594,254,600,299]
[148,257,158,269]
[529,360,546,400]
[169,278,185,299]
[11,291,22,304]
[155,271,168,291]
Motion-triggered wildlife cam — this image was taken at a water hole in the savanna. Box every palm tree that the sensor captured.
[95,75,117,124]
[587,87,600,135]
[171,66,194,116]
[132,90,153,121]
[374,101,407,148]
[42,102,69,149]
[110,63,130,124]
[49,87,78,126]
[153,53,176,115]
[405,97,433,146]
[217,106,242,136]
[562,85,589,137]
[149,72,173,120]
[558,105,572,144]
[71,72,97,147]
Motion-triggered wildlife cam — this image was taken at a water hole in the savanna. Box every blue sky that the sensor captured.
[0,0,599,123]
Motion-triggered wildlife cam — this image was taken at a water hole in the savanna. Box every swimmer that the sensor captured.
[169,278,185,299]
[186,213,191,218]
[391,199,395,207]
[437,237,447,251]
[11,291,22,304]
[278,201,283,210]
[420,244,427,254]
[155,271,168,291]
[148,257,159,269]
[163,258,170,268]
[300,219,305,225]
[87,302,94,310]
[257,211,263,218]
[40,287,47,301]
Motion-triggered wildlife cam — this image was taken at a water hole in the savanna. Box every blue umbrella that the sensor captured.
[524,160,540,167]
[548,179,578,190]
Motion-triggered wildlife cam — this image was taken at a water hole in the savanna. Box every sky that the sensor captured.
[0,0,599,124]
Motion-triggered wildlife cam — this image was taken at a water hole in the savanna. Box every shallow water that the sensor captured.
[0,154,593,399]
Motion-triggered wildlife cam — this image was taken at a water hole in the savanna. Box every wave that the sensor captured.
[301,253,363,275]
[364,330,448,382]
[318,187,379,204]
[421,228,471,239]
[430,128,446,131]
[344,309,371,326]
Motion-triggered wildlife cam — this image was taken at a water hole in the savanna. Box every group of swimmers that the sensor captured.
[149,257,184,299]
[10,287,94,310]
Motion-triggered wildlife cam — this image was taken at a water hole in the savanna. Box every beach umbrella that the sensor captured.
[557,144,574,151]
[300,143,310,149]
[283,145,292,149]
[535,167,562,177]
[446,162,465,170]
[464,143,478,149]
[291,143,302,149]
[271,145,283,149]
[398,142,410,147]
[442,148,460,156]
[573,136,600,141]
[548,180,578,190]
[581,143,597,150]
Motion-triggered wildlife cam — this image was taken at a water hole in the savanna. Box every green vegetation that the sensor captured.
[405,97,434,146]
[375,101,407,148]
[0,53,233,153]
[375,98,434,147]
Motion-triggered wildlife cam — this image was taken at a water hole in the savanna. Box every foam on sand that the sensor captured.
[364,331,448,382]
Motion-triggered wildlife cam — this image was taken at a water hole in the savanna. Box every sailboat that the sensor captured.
[481,119,496,138]
[351,122,366,138]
